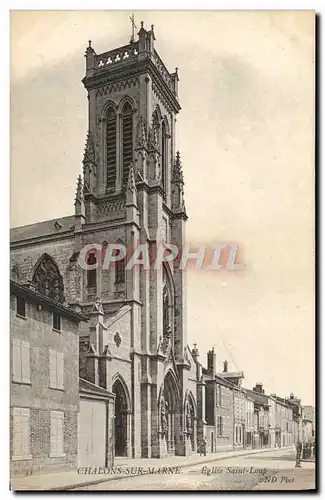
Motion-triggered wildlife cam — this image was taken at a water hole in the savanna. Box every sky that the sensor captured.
[10,10,315,405]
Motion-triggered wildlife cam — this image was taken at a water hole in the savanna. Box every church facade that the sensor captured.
[11,24,199,460]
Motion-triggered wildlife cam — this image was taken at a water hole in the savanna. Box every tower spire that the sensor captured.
[83,131,95,164]
[74,174,83,205]
[74,174,85,235]
[172,151,184,185]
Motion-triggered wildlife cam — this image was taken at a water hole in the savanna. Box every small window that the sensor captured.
[87,252,97,289]
[16,296,26,318]
[53,312,61,332]
[115,256,126,284]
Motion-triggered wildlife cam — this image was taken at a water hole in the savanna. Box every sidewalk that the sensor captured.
[10,446,295,491]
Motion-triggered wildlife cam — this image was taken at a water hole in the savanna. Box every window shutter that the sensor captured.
[50,412,58,455]
[57,352,64,390]
[13,409,23,457]
[21,341,31,384]
[12,339,22,382]
[57,413,64,455]
[50,411,64,455]
[12,408,30,458]
[49,349,57,388]
[21,409,30,456]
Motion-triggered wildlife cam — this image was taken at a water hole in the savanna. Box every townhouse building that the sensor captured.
[10,280,115,478]
[217,361,245,450]
[245,395,254,448]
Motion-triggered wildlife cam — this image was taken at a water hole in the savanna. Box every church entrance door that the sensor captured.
[112,379,129,457]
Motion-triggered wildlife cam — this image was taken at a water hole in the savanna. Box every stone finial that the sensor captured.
[172,151,184,185]
[127,164,136,193]
[126,164,138,209]
[85,39,95,57]
[135,115,147,148]
[74,175,83,205]
[83,131,95,164]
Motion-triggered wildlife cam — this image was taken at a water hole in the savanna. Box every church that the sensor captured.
[10,22,201,463]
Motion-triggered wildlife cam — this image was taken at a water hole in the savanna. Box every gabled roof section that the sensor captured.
[10,279,87,322]
[79,378,115,399]
[246,388,269,405]
[10,215,75,244]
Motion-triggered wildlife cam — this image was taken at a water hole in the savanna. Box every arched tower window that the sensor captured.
[106,106,117,191]
[122,102,133,189]
[162,266,174,336]
[114,250,126,284]
[32,254,64,303]
[86,252,97,290]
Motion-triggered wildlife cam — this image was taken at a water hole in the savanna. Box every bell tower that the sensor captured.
[82,22,182,220]
[80,21,189,458]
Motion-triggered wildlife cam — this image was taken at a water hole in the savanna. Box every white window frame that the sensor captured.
[12,339,31,384]
[49,410,65,458]
[12,407,32,461]
[49,349,64,390]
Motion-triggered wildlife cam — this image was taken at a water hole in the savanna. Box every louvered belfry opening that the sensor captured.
[106,107,117,191]
[122,102,133,189]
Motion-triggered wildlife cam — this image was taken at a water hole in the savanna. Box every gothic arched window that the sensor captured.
[86,252,97,290]
[114,241,126,284]
[32,254,64,303]
[162,266,174,336]
[115,256,126,284]
[161,120,167,194]
[163,283,169,335]
[106,106,117,191]
[122,102,133,189]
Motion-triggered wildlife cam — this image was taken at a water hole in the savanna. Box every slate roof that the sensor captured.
[10,215,75,244]
[246,389,269,406]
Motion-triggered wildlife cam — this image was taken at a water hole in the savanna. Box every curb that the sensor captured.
[56,446,295,491]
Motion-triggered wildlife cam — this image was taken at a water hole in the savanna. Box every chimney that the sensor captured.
[191,343,199,361]
[254,383,263,394]
[223,360,228,373]
[207,348,216,375]
[290,393,294,400]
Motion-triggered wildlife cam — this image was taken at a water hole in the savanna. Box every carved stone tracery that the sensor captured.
[32,254,64,303]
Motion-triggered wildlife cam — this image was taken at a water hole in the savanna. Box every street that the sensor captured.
[75,448,316,491]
